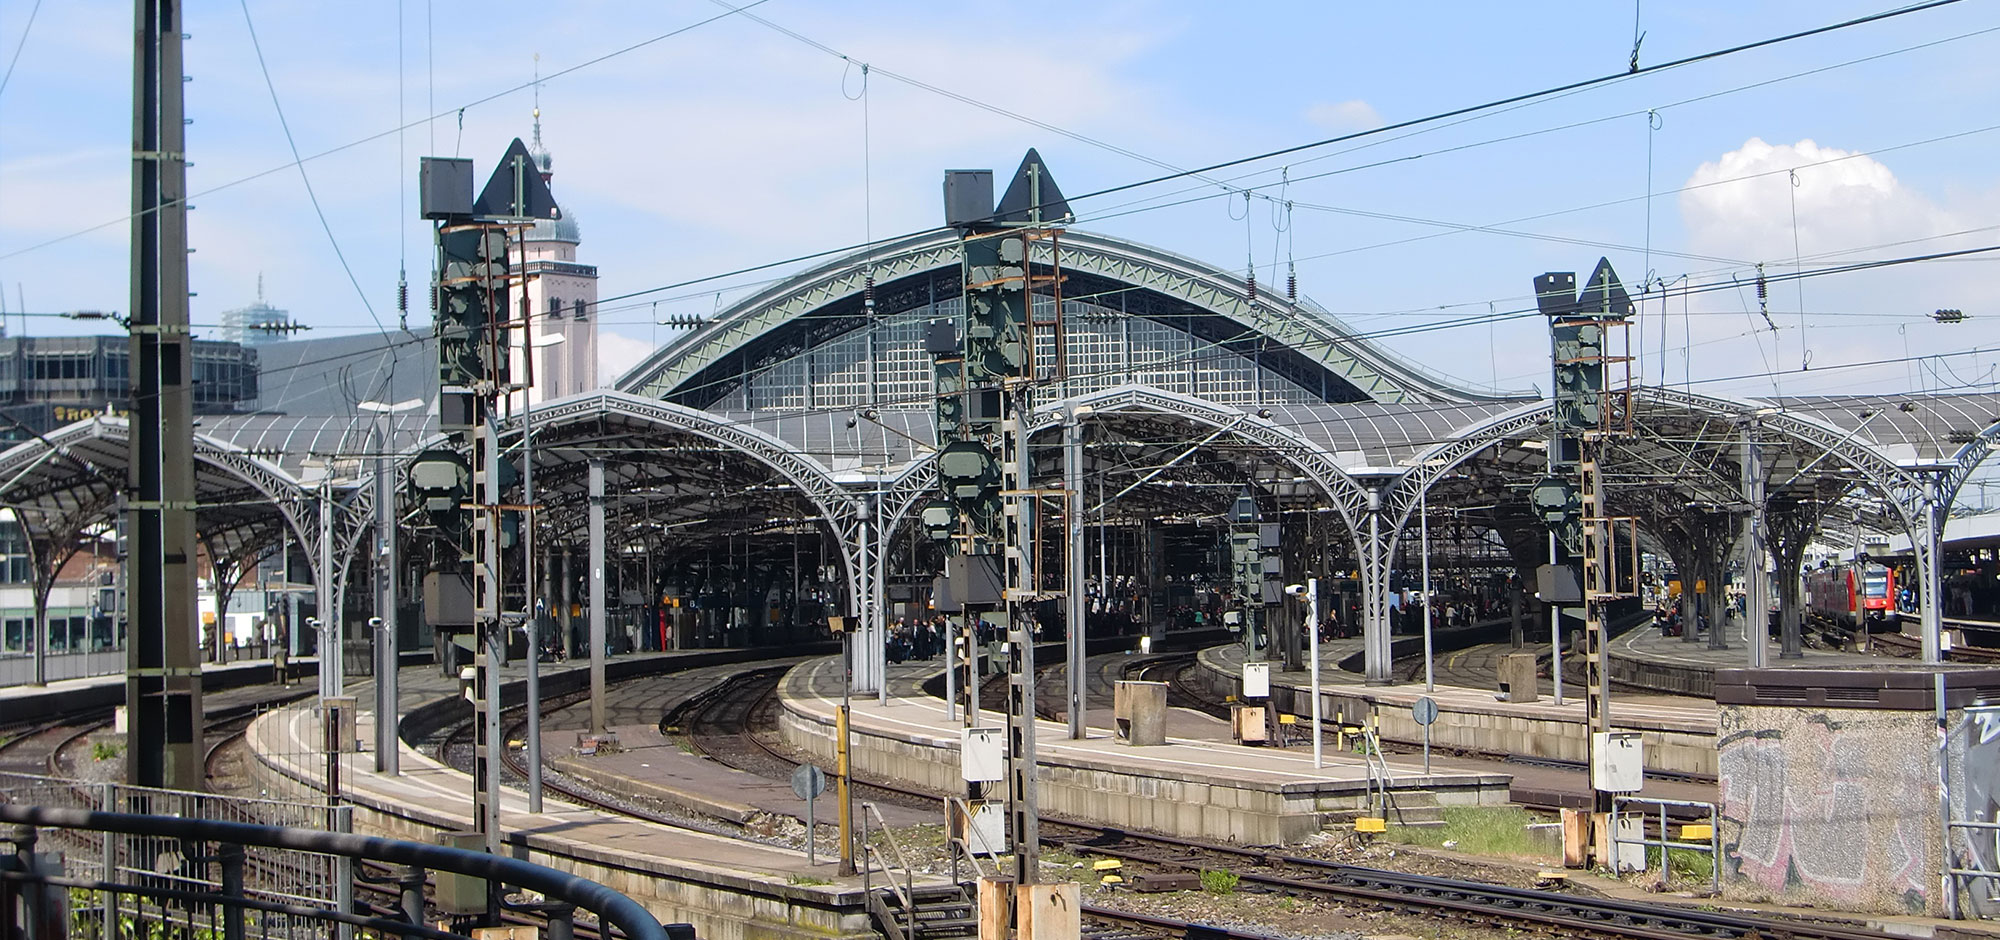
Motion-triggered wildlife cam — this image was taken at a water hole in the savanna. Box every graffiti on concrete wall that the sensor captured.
[1958,707,2000,919]
[1718,708,1934,914]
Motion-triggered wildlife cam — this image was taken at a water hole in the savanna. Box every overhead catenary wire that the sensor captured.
[0,0,776,265]
[238,0,390,349]
[0,0,43,102]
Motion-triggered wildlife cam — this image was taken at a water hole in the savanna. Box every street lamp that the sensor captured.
[359,397,423,776]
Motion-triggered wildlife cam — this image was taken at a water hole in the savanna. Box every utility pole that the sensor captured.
[1064,410,1087,740]
[931,150,1074,909]
[588,459,607,736]
[1535,259,1636,848]
[418,141,559,879]
[125,0,202,792]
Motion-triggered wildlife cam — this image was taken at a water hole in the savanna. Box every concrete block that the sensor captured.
[1117,680,1167,746]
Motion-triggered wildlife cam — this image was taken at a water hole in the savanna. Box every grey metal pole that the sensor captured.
[1420,493,1434,693]
[126,0,202,792]
[1742,422,1768,669]
[375,412,399,775]
[944,612,958,722]
[1921,475,1946,664]
[588,460,607,737]
[1308,578,1321,769]
[479,415,503,858]
[320,483,340,701]
[1550,530,1564,707]
[562,548,574,659]
[522,401,542,813]
[1065,413,1086,739]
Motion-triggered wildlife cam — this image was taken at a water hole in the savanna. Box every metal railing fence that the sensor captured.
[0,803,670,940]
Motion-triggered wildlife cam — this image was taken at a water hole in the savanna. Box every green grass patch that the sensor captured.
[1643,846,1715,886]
[788,873,832,886]
[1381,806,1556,861]
[1199,869,1239,895]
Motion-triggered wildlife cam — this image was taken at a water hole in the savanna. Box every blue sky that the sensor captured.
[2,0,1997,401]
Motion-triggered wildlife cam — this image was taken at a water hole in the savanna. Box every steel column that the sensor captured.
[374,419,399,775]
[1065,413,1085,739]
[1741,423,1768,668]
[126,0,203,792]
[522,402,542,812]
[589,460,607,735]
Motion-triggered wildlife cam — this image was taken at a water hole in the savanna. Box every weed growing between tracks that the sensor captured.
[1381,806,1557,863]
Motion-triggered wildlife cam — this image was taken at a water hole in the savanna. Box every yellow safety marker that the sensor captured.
[1354,817,1387,834]
[1278,714,1297,725]
[1092,859,1122,871]
[1099,874,1123,885]
[1680,824,1714,841]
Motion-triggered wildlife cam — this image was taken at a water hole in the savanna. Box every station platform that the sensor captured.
[534,656,931,830]
[0,655,309,714]
[1195,642,1720,778]
[777,655,1515,847]
[244,649,894,940]
[1610,621,1897,697]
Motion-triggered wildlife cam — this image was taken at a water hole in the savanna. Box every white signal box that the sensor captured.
[1591,731,1644,793]
[962,727,1004,782]
[1242,661,1270,699]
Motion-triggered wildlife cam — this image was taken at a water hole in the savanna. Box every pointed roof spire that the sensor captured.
[531,53,544,154]
[994,148,1072,225]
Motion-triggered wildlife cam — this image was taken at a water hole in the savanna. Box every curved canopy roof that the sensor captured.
[615,228,1526,408]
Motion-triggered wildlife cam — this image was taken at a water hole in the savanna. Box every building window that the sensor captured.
[573,299,588,322]
[0,520,30,584]
[547,296,563,320]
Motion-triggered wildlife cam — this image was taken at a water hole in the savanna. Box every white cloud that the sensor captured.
[597,329,657,385]
[1680,138,1956,263]
[1671,138,2000,394]
[1304,99,1382,132]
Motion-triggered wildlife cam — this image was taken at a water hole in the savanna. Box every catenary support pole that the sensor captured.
[1065,412,1086,739]
[375,412,399,775]
[589,459,607,736]
[522,397,542,812]
[127,0,203,791]
[1420,493,1434,692]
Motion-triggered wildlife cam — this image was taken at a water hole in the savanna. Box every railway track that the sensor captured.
[1870,629,2000,663]
[428,655,1913,940]
[666,666,1912,940]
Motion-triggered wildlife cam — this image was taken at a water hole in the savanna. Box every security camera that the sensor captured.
[367,617,383,630]
[1285,584,1307,597]
[458,666,477,703]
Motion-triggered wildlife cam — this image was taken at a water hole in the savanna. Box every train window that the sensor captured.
[1862,568,1889,597]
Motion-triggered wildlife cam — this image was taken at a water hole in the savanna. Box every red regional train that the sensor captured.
[1806,561,1896,632]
